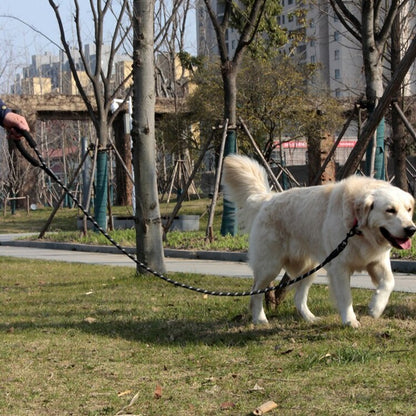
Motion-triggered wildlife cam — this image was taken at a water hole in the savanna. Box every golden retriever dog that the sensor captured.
[222,155,416,327]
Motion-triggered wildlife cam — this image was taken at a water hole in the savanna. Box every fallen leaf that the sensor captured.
[220,402,235,410]
[84,317,96,324]
[251,383,264,391]
[154,384,162,399]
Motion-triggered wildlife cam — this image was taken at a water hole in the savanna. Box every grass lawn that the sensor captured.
[2,203,415,258]
[0,257,415,415]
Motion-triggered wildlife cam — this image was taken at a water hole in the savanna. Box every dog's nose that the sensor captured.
[404,226,416,238]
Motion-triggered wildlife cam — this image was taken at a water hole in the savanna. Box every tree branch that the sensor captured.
[329,0,361,43]
[48,0,96,127]
[202,0,227,61]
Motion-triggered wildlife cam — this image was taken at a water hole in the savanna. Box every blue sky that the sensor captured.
[0,0,196,87]
[0,1,65,58]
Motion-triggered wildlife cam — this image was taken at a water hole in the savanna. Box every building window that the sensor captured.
[310,55,316,64]
[335,88,341,98]
[334,31,340,41]
[335,69,340,80]
[288,14,294,23]
[334,49,340,60]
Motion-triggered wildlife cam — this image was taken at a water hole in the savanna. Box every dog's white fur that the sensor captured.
[222,155,416,327]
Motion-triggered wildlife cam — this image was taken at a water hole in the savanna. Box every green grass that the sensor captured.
[5,202,416,257]
[1,199,250,251]
[0,257,415,415]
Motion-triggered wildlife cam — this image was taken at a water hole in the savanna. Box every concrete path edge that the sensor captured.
[1,239,415,273]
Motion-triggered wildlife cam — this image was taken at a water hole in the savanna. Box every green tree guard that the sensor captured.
[220,129,237,236]
[94,151,108,231]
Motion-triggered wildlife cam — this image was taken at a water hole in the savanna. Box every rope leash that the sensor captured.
[14,130,359,297]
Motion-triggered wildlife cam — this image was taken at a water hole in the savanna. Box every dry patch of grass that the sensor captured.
[0,257,415,415]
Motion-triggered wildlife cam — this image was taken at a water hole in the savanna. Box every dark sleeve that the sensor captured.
[0,98,11,127]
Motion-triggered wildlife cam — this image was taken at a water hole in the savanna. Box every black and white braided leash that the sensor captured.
[14,130,359,297]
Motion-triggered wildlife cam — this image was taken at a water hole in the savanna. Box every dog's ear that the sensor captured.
[343,193,374,229]
[353,194,374,228]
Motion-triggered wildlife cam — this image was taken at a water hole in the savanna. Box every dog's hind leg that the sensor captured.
[293,274,319,322]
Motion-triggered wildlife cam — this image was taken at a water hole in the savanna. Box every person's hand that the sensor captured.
[3,112,30,140]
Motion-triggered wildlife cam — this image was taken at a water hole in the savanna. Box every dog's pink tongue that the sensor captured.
[398,238,412,250]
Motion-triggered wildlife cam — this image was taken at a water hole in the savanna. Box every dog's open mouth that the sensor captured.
[380,227,412,250]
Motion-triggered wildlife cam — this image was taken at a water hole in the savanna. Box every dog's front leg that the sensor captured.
[367,256,395,319]
[327,266,360,328]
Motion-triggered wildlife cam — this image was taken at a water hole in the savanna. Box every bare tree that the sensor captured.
[202,0,285,235]
[48,0,133,231]
[330,0,410,179]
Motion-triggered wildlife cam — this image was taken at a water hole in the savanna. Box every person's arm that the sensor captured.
[0,99,30,139]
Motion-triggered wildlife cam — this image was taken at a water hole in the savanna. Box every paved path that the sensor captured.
[0,235,415,293]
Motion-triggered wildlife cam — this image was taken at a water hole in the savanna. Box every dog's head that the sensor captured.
[343,177,416,250]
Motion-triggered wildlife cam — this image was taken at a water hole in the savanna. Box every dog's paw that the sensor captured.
[309,316,322,323]
[252,317,269,325]
[300,311,319,323]
[368,303,383,319]
[345,319,361,328]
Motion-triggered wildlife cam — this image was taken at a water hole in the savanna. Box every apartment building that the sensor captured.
[11,45,131,95]
[197,0,416,98]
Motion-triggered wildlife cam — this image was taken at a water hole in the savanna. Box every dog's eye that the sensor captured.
[386,207,397,214]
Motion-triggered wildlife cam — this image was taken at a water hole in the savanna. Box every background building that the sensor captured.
[197,0,416,98]
[11,45,132,96]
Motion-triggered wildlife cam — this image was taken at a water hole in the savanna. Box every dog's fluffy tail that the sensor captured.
[222,155,272,233]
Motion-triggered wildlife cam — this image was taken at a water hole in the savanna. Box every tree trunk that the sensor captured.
[132,0,166,274]
[308,131,336,185]
[390,13,408,191]
[320,133,336,184]
[362,2,385,180]
[114,114,133,206]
